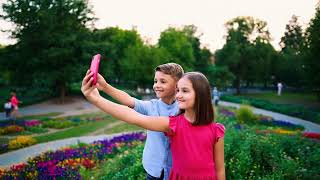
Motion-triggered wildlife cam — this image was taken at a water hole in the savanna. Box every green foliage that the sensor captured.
[90,27,144,83]
[42,119,76,129]
[25,126,48,134]
[215,16,277,93]
[235,105,255,124]
[121,45,170,86]
[158,27,195,71]
[206,65,235,88]
[305,6,320,100]
[81,143,145,179]
[1,0,95,98]
[224,128,320,179]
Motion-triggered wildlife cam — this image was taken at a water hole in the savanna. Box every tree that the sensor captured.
[305,5,320,100]
[158,27,195,71]
[1,0,94,102]
[280,15,305,54]
[277,15,307,88]
[90,27,144,83]
[121,45,171,87]
[206,65,235,88]
[215,16,272,94]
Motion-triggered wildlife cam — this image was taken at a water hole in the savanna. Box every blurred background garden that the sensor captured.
[0,0,320,179]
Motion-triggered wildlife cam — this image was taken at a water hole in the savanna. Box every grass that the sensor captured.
[238,92,320,110]
[103,123,143,134]
[19,112,63,120]
[34,119,116,143]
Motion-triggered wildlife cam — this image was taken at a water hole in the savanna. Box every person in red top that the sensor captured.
[10,92,22,119]
[82,71,226,180]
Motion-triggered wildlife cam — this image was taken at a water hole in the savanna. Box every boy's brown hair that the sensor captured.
[155,63,184,81]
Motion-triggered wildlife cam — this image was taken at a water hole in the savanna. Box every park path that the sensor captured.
[219,101,320,133]
[0,96,100,120]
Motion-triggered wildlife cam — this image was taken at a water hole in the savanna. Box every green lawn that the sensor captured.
[239,92,320,111]
[34,120,115,143]
[103,123,143,134]
[19,112,63,119]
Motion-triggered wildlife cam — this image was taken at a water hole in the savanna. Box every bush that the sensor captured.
[90,143,145,180]
[8,136,36,150]
[42,120,75,129]
[235,105,256,124]
[25,126,48,134]
[0,125,24,135]
[224,127,320,179]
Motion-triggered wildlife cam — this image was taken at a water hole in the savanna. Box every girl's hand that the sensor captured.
[81,70,101,104]
[96,73,108,91]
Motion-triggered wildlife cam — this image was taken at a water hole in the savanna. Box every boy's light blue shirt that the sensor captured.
[134,98,179,180]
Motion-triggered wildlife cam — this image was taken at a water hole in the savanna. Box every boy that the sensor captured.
[92,63,184,180]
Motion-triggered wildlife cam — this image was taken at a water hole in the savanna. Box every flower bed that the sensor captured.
[0,132,146,179]
[24,120,42,127]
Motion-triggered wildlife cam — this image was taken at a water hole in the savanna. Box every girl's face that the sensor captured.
[153,71,177,99]
[176,77,195,110]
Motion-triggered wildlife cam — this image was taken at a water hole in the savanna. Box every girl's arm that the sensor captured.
[214,138,226,180]
[81,71,170,132]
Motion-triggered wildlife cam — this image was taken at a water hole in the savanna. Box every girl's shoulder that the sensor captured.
[210,122,226,140]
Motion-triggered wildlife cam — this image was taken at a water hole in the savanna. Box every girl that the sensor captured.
[81,71,226,180]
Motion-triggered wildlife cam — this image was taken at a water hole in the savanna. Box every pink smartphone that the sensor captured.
[90,54,101,85]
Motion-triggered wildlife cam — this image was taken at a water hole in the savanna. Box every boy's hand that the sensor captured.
[96,73,108,91]
[81,70,101,104]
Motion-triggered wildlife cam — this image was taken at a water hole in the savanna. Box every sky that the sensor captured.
[0,0,318,51]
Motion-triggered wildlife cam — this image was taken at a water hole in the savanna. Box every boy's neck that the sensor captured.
[160,96,176,105]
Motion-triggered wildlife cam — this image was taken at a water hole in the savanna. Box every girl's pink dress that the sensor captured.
[166,114,225,180]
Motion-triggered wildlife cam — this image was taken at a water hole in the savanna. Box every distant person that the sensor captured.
[213,87,220,106]
[145,88,151,94]
[277,82,283,96]
[4,98,12,120]
[10,92,22,119]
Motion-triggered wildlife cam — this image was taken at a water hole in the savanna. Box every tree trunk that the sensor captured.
[236,78,241,95]
[60,84,66,104]
[56,80,66,104]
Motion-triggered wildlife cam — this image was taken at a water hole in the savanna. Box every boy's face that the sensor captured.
[176,77,195,110]
[153,71,177,99]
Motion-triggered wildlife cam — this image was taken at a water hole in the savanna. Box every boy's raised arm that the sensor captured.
[96,73,135,108]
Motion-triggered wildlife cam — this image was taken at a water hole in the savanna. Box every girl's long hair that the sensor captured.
[178,72,214,125]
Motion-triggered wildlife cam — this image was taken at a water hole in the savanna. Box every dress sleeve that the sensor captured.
[164,116,178,137]
[214,123,225,142]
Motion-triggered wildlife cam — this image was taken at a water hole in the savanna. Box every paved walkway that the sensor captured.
[219,101,320,133]
[0,96,100,120]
